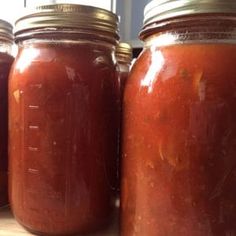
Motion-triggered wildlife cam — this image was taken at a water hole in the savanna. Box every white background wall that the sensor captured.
[0,0,25,24]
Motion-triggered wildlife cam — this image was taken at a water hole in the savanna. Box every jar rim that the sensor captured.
[143,0,236,29]
[14,4,119,44]
[116,42,132,63]
[0,19,13,44]
[116,42,132,59]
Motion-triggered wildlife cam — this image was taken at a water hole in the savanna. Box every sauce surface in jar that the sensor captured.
[121,1,236,235]
[9,4,119,235]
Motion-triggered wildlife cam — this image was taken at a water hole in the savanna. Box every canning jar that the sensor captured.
[0,20,14,207]
[9,4,119,235]
[116,42,132,99]
[121,0,236,235]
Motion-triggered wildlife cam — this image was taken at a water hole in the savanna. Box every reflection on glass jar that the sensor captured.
[9,4,119,235]
[121,0,236,235]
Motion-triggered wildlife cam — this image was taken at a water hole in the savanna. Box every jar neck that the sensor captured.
[116,55,132,65]
[0,41,13,56]
[15,28,118,48]
[17,38,116,63]
[142,15,236,47]
[19,37,115,46]
[117,62,130,73]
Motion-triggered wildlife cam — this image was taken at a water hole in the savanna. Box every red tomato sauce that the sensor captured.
[0,52,14,207]
[121,43,236,235]
[9,41,119,235]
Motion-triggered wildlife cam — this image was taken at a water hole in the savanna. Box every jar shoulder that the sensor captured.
[127,43,236,86]
[10,43,117,82]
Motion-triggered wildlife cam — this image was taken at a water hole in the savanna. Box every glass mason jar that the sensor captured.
[0,20,14,207]
[121,0,236,235]
[116,42,132,99]
[9,4,119,235]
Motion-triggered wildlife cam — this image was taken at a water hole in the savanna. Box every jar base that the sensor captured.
[14,212,117,236]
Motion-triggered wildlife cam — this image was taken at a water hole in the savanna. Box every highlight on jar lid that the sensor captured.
[0,19,13,43]
[143,0,236,26]
[14,4,119,42]
[116,42,133,63]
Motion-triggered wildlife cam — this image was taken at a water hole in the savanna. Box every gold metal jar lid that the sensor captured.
[116,42,132,63]
[15,4,119,42]
[0,19,13,43]
[143,0,236,26]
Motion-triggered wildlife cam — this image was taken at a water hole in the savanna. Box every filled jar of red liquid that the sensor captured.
[121,0,236,235]
[9,4,119,235]
[0,20,14,207]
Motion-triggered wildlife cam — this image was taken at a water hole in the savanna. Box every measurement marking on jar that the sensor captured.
[29,125,39,130]
[28,147,39,152]
[29,105,39,110]
[28,168,39,174]
[30,84,42,89]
